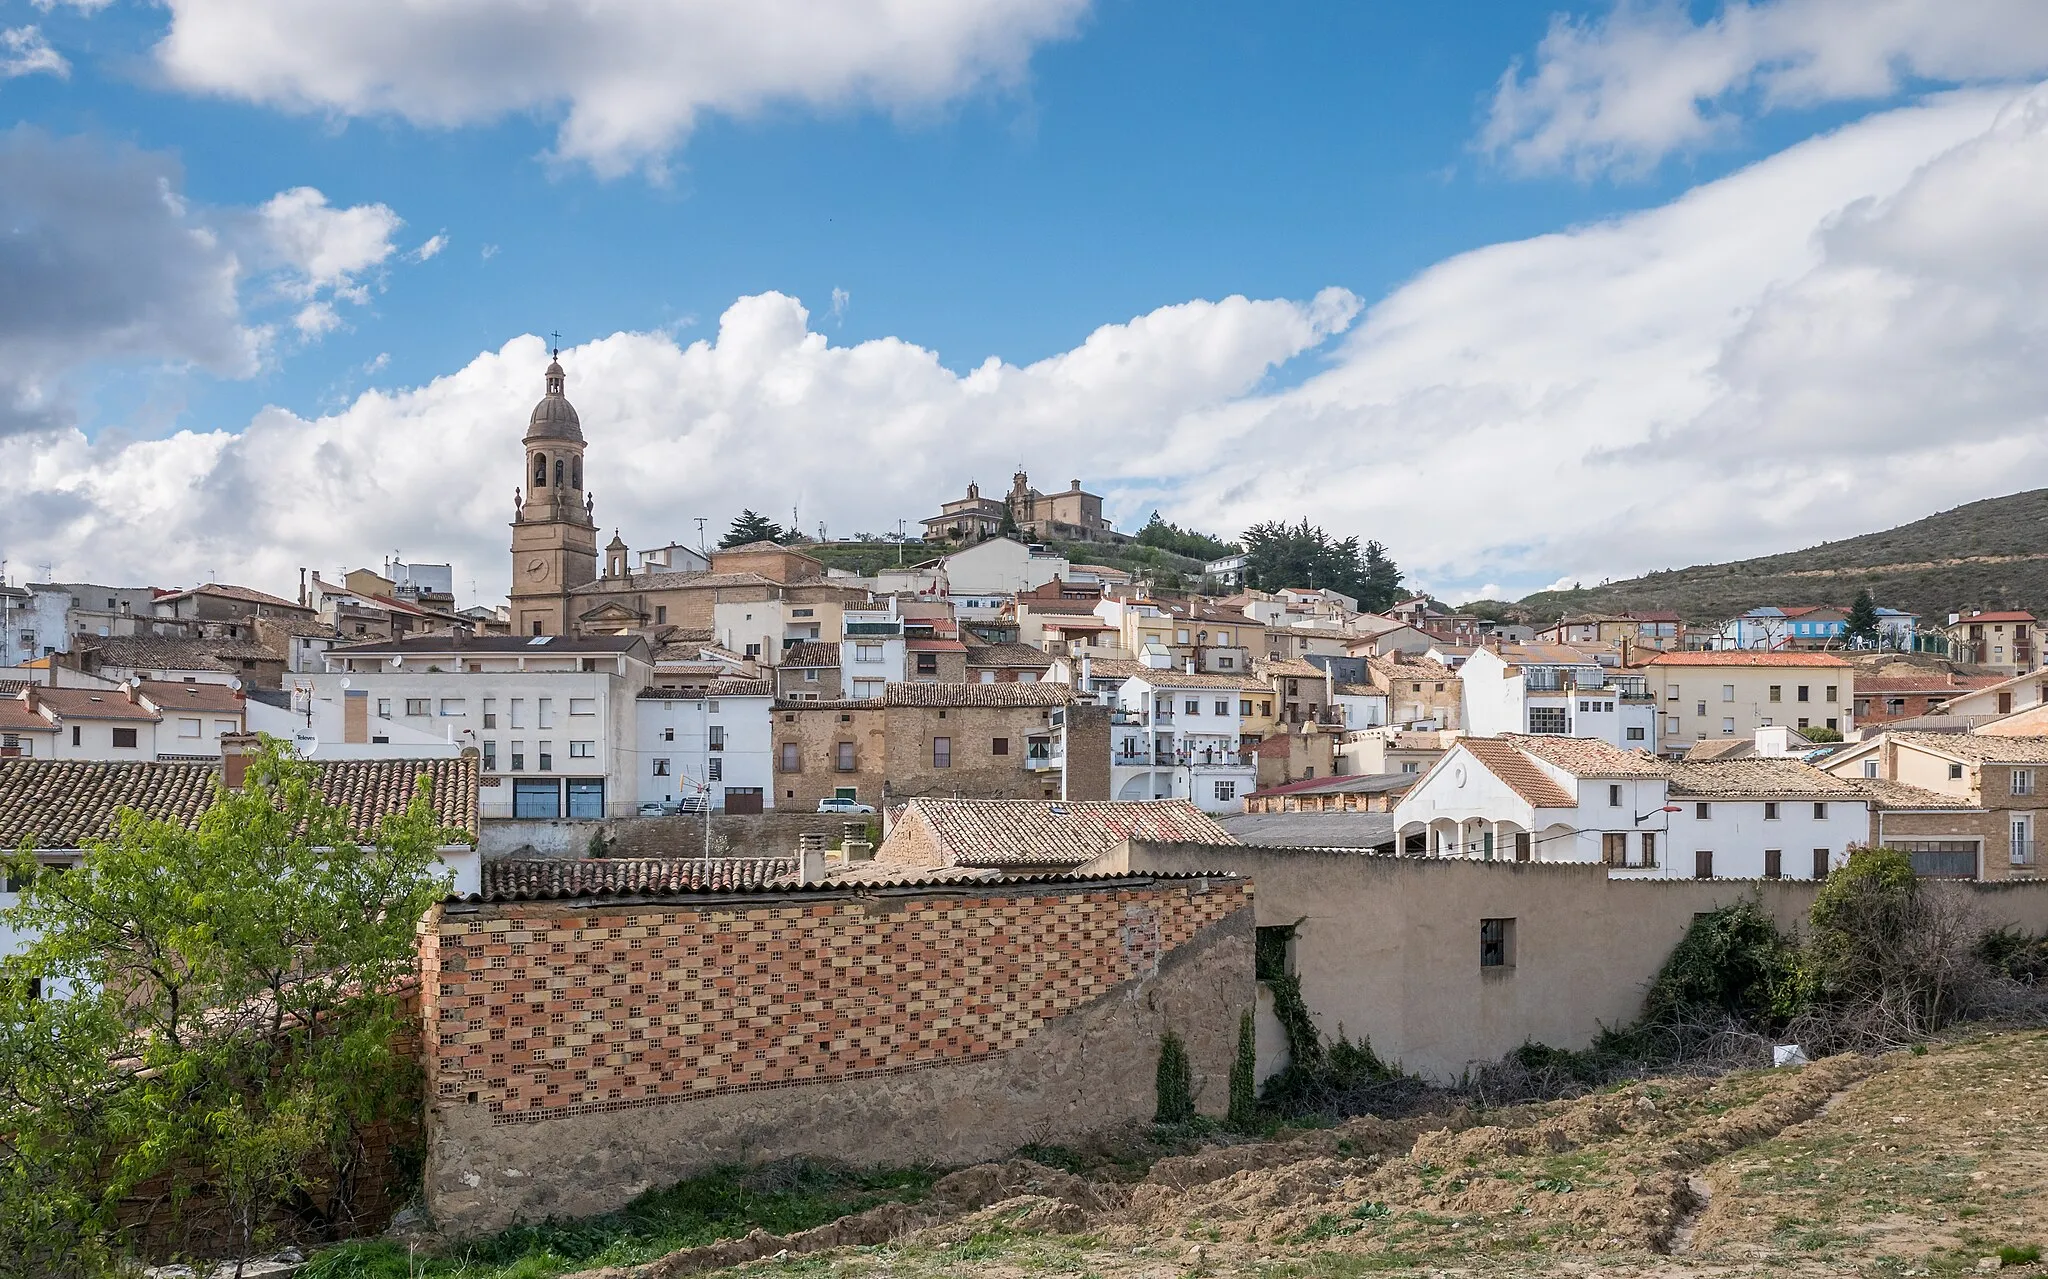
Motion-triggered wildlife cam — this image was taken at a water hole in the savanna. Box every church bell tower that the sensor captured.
[508,354,599,636]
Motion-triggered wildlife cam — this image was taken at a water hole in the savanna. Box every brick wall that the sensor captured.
[421,874,1251,1233]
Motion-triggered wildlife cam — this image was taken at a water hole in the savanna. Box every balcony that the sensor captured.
[2014,838,2036,868]
[1110,709,1145,726]
[843,622,901,637]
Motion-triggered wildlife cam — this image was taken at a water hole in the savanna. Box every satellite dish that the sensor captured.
[390,655,404,668]
[338,677,352,690]
[292,730,319,758]
[229,677,243,691]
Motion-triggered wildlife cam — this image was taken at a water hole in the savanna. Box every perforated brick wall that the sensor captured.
[423,877,1247,1126]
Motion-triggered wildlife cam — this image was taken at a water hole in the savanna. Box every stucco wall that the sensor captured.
[1116,840,2048,1081]
[421,877,1251,1235]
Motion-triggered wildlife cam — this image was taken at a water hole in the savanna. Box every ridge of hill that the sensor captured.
[1512,488,2048,625]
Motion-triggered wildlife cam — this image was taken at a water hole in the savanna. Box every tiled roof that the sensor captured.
[1502,734,1669,777]
[964,642,1054,669]
[708,678,772,697]
[0,700,54,734]
[1950,611,2037,624]
[883,681,1072,708]
[28,687,159,721]
[905,637,969,653]
[1663,759,1864,799]
[1248,772,1415,799]
[1847,777,1980,811]
[1257,658,1326,680]
[1644,651,1850,667]
[1684,739,1756,762]
[1369,655,1456,680]
[138,680,245,714]
[159,583,309,610]
[781,642,840,669]
[1891,732,2048,764]
[1855,674,1999,693]
[80,636,278,671]
[1458,739,1577,808]
[478,857,796,901]
[329,634,645,656]
[568,570,781,594]
[899,798,1237,867]
[1333,683,1381,697]
[0,756,478,848]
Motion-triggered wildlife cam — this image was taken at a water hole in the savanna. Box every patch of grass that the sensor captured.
[304,1159,941,1279]
[2000,1244,2043,1266]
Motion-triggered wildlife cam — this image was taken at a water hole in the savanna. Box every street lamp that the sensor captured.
[1635,804,1682,826]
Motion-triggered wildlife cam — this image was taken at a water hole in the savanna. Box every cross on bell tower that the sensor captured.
[508,351,599,636]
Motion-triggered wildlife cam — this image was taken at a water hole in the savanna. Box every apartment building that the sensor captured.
[1822,730,2048,881]
[1459,644,1657,749]
[1643,651,1852,755]
[1942,610,2039,675]
[633,681,774,813]
[1106,666,1257,812]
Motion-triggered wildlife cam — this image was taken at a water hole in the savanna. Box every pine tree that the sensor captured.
[1154,1030,1195,1124]
[1227,1010,1258,1132]
[720,509,785,548]
[1845,589,1882,646]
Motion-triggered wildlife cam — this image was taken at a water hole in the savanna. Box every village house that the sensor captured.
[1821,730,2048,881]
[64,634,289,689]
[964,640,1053,684]
[1643,650,1853,755]
[1241,771,1414,814]
[633,680,775,813]
[839,599,907,698]
[1458,644,1658,749]
[873,796,1234,873]
[1940,610,2039,675]
[773,641,841,700]
[1366,654,1461,729]
[1852,671,2005,725]
[1105,664,1258,812]
[0,676,246,761]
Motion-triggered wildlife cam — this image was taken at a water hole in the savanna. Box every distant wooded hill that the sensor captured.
[1508,489,2048,626]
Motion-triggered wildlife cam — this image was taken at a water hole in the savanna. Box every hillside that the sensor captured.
[805,538,1210,587]
[1514,488,2048,625]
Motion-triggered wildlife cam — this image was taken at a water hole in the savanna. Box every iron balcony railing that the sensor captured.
[2013,838,2036,867]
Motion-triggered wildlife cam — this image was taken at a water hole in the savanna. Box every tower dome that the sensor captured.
[525,358,583,443]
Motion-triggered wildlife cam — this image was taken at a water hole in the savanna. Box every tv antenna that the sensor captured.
[694,517,708,554]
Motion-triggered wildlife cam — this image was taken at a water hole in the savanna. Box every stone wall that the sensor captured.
[1062,702,1112,801]
[421,874,1252,1235]
[883,703,1065,801]
[772,702,888,809]
[1113,840,2048,1081]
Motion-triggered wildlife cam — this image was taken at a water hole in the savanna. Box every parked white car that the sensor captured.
[816,797,876,815]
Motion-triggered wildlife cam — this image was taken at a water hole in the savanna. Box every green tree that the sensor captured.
[0,740,454,1269]
[1153,1030,1194,1124]
[719,509,785,548]
[1226,1011,1258,1132]
[1845,589,1881,646]
[1359,539,1404,613]
[1137,511,1235,562]
[1239,520,1401,609]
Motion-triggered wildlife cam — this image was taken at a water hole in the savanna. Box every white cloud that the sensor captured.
[148,0,1090,177]
[2,26,67,79]
[1483,0,2048,176]
[411,232,448,262]
[14,86,2048,606]
[254,185,401,293]
[830,288,851,323]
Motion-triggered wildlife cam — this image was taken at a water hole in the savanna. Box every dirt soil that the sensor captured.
[570,1029,2048,1279]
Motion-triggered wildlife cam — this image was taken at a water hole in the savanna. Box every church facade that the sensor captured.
[919,471,1127,546]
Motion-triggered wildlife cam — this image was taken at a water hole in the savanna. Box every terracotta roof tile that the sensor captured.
[1664,758,1864,799]
[883,681,1072,708]
[138,680,245,714]
[478,857,796,900]
[1458,739,1577,808]
[28,687,160,721]
[781,642,840,668]
[1644,651,1851,667]
[1891,731,2048,764]
[0,756,478,848]
[895,798,1238,867]
[1847,777,1979,811]
[80,636,279,672]
[963,641,1054,669]
[1502,734,1669,777]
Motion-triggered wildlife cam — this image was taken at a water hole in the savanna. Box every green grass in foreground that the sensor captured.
[303,1159,940,1279]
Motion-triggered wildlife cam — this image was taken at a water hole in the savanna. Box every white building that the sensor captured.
[1458,644,1658,750]
[0,676,247,761]
[634,682,774,813]
[1392,734,1866,878]
[1108,663,1257,813]
[935,538,1070,595]
[840,599,907,698]
[712,596,842,665]
[320,634,653,819]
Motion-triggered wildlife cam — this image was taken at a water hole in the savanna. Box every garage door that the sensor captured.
[723,787,764,815]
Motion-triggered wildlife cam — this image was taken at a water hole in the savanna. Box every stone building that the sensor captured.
[919,470,1127,545]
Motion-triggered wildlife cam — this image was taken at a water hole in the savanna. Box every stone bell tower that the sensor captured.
[508,354,599,636]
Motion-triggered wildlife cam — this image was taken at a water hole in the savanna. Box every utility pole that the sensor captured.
[694,517,708,556]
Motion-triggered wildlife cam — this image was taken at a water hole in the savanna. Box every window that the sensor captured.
[509,698,526,729]
[708,725,724,751]
[1814,848,1831,879]
[538,742,553,771]
[1603,832,1626,866]
[781,743,800,772]
[1665,715,1680,734]
[1626,725,1647,741]
[1694,849,1714,879]
[1896,840,1978,878]
[112,727,138,749]
[915,654,938,674]
[569,741,595,759]
[1240,699,1253,716]
[655,606,667,624]
[855,643,883,663]
[652,758,671,776]
[569,698,596,716]
[566,779,605,819]
[377,698,393,719]
[836,742,855,772]
[1764,849,1782,879]
[932,737,952,768]
[1528,706,1568,734]
[661,726,674,742]
[792,608,815,618]
[483,698,497,729]
[1950,762,1965,780]
[482,741,497,771]
[1609,784,1623,807]
[1640,832,1657,868]
[1762,801,1778,820]
[992,737,1009,756]
[404,698,430,716]
[512,779,560,819]
[510,741,525,771]
[1722,717,1735,735]
[538,698,555,728]
[1215,700,1231,716]
[1769,684,1783,703]
[804,669,819,682]
[1721,684,1735,702]
[1824,685,1838,702]
[178,718,202,738]
[708,758,722,781]
[1218,656,1235,669]
[1797,685,1810,702]
[1214,780,1236,802]
[1184,699,1200,715]
[746,644,762,658]
[440,698,466,716]
[2014,769,2036,797]
[1695,802,1710,819]
[1480,918,1514,968]
[1696,701,1707,718]
[1261,701,1273,716]
[1666,683,1680,701]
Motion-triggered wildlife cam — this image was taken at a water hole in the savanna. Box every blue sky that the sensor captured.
[6,1,2048,605]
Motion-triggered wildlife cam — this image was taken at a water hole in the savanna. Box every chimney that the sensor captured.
[798,831,828,883]
[219,732,261,790]
[298,567,308,608]
[1185,657,1196,675]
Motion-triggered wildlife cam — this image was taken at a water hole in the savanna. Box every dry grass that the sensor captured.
[576,1031,2048,1279]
